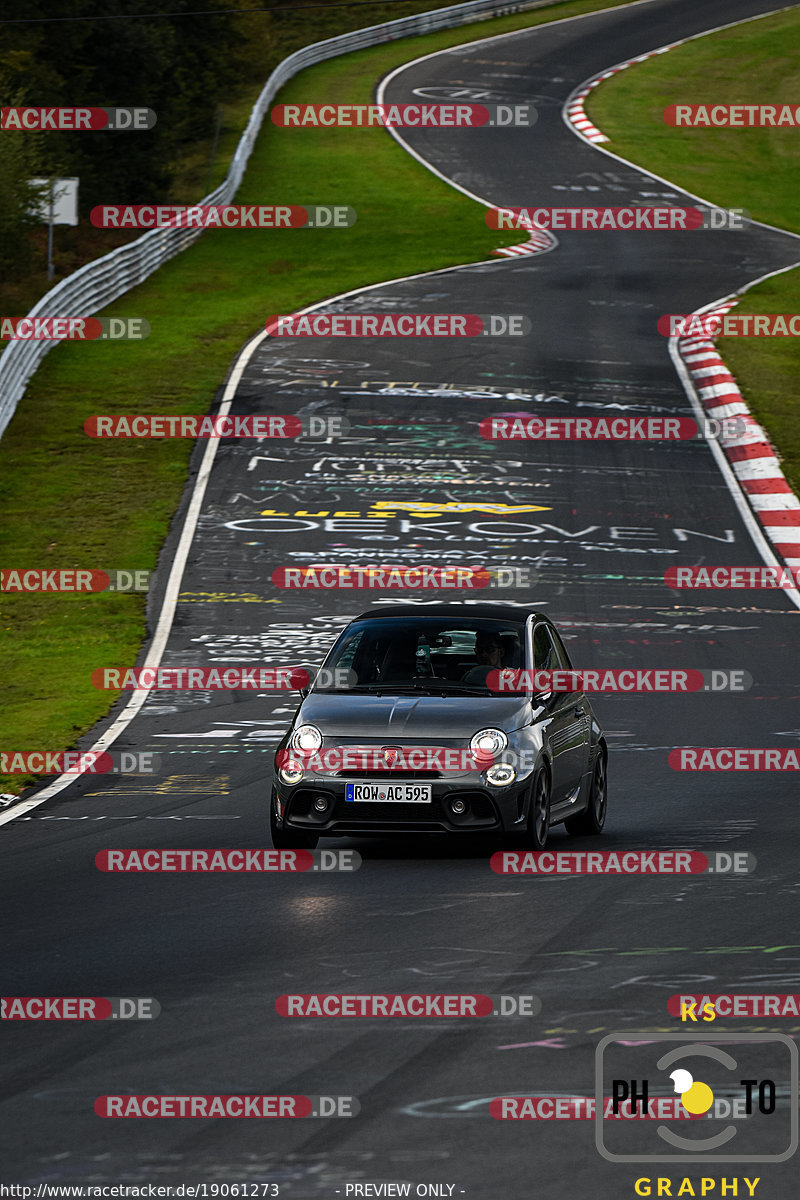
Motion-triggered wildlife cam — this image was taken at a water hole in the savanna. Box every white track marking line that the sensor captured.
[381,2,800,616]
[668,266,800,613]
[4,0,793,824]
[0,330,268,825]
[556,10,800,610]
[561,4,800,244]
[376,0,673,254]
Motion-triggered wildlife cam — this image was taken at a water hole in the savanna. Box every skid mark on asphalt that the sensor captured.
[82,773,231,796]
[17,813,239,820]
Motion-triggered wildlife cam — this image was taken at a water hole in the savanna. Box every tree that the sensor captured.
[0,90,48,278]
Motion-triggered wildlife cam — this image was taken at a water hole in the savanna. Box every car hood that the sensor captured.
[297,692,530,739]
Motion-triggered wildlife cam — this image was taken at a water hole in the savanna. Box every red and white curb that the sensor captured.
[496,39,685,249]
[564,42,682,146]
[493,219,556,258]
[564,7,800,151]
[564,16,800,578]
[678,301,800,572]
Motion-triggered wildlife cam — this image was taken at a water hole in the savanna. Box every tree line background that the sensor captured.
[0,0,461,284]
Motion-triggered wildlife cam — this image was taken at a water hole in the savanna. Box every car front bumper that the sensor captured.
[274,774,531,836]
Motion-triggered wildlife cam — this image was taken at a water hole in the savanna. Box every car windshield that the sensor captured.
[313,617,526,693]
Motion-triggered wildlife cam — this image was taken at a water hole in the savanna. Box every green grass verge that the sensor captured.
[587,7,800,494]
[0,0,490,317]
[0,0,646,792]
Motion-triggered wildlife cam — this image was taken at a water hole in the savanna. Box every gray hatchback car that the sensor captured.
[270,604,607,849]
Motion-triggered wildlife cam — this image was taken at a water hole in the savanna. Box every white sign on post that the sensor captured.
[29,177,79,226]
[28,177,79,279]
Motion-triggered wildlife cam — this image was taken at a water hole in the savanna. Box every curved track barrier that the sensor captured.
[0,0,558,441]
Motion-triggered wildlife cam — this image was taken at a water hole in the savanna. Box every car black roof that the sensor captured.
[352,604,550,624]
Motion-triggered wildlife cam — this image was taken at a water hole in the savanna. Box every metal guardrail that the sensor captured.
[0,0,557,439]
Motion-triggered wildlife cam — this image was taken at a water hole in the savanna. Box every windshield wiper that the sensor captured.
[420,684,503,696]
[311,681,515,697]
[312,683,436,695]
[375,683,437,695]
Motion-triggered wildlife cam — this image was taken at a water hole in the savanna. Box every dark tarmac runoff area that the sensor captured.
[2,0,800,1196]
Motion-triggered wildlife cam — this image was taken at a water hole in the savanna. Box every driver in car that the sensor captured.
[461,630,504,686]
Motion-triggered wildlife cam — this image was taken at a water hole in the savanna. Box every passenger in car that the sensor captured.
[461,631,504,685]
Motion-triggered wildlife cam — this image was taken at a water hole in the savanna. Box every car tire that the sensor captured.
[565,752,607,837]
[525,767,551,850]
[270,788,319,850]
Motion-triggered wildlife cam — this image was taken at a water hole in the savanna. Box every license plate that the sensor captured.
[345,782,432,803]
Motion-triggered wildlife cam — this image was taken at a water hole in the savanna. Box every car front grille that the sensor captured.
[336,769,443,779]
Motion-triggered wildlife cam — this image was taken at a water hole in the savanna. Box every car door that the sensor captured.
[549,624,591,789]
[532,622,590,803]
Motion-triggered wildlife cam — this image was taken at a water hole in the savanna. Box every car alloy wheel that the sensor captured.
[565,752,607,837]
[591,755,607,829]
[527,767,550,850]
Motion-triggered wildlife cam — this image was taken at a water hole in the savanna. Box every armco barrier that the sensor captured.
[0,0,557,440]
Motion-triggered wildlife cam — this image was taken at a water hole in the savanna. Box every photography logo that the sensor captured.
[596,1032,798,1162]
[668,1067,714,1115]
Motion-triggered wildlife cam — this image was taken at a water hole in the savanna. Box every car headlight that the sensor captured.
[470,728,508,757]
[291,724,322,752]
[485,763,517,787]
[278,761,305,785]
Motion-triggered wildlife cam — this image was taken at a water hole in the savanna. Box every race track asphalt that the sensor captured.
[3,0,800,1194]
